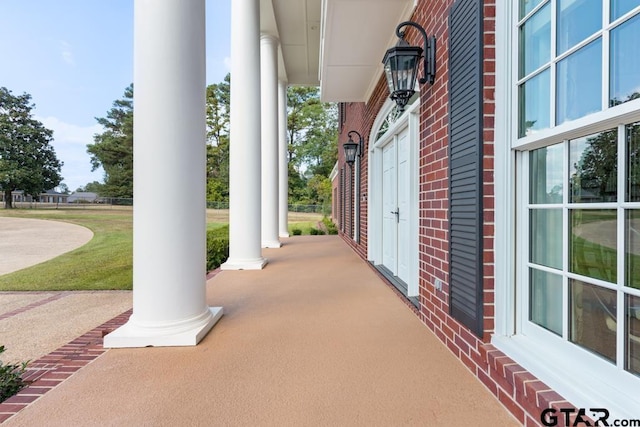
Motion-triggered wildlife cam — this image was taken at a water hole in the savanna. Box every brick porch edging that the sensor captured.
[479,344,584,427]
[0,270,222,424]
[0,309,132,424]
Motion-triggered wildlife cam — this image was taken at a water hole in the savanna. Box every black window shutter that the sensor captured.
[448,0,484,337]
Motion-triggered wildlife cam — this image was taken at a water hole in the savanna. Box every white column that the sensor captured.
[278,80,290,238]
[221,0,266,269]
[261,34,281,248]
[104,0,222,348]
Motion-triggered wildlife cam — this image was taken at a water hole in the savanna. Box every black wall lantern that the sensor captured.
[382,21,436,111]
[343,130,363,166]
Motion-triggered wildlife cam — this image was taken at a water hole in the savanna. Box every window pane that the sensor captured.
[520,3,551,78]
[627,294,640,376]
[627,210,640,289]
[570,209,617,283]
[569,130,618,203]
[570,280,616,363]
[628,123,640,201]
[531,209,563,269]
[557,0,602,54]
[530,268,563,335]
[521,0,546,19]
[530,144,563,203]
[519,70,551,137]
[610,14,640,106]
[557,39,603,125]
[611,0,640,21]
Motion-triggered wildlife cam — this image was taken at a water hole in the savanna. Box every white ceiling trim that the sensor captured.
[263,0,415,98]
[319,0,416,102]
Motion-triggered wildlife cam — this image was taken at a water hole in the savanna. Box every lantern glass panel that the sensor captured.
[343,143,358,164]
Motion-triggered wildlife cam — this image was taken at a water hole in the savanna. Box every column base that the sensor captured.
[262,240,282,248]
[221,257,267,270]
[103,307,223,348]
[279,232,290,238]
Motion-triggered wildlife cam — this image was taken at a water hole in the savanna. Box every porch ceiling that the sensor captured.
[262,0,415,102]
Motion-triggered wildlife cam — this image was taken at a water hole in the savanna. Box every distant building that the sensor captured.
[66,192,99,203]
[0,189,68,204]
[39,189,68,204]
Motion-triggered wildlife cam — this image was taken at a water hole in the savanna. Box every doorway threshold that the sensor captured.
[373,264,419,309]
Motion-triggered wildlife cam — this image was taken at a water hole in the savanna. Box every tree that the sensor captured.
[206,74,231,202]
[571,129,618,202]
[87,85,133,198]
[57,183,70,194]
[0,87,63,209]
[286,86,338,204]
[75,181,103,194]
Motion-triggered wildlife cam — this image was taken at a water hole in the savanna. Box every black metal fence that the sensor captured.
[6,198,329,215]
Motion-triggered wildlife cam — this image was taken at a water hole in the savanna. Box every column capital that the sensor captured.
[260,33,280,45]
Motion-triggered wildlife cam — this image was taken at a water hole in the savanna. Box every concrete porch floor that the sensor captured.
[4,235,518,426]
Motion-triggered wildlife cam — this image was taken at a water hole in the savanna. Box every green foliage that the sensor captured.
[206,74,230,146]
[309,227,319,235]
[57,183,70,194]
[87,85,133,198]
[206,225,229,271]
[570,129,618,202]
[322,217,338,235]
[286,86,338,205]
[206,75,231,203]
[288,221,321,235]
[0,87,63,209]
[77,181,104,194]
[291,228,302,235]
[0,346,29,402]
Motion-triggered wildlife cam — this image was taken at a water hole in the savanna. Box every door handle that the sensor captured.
[390,208,399,223]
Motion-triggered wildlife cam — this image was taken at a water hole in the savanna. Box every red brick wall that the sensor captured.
[336,1,581,425]
[338,78,388,259]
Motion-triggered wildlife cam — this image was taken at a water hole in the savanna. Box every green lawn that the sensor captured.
[0,209,133,291]
[0,208,323,291]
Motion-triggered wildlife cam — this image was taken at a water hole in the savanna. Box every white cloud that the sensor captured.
[60,40,75,66]
[39,116,101,145]
[37,116,104,191]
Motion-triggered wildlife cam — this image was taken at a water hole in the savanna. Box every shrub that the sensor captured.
[292,228,302,235]
[322,217,339,235]
[206,225,229,271]
[0,346,29,402]
[309,228,319,235]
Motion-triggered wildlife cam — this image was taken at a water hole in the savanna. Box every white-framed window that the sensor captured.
[517,0,640,138]
[494,0,640,417]
[522,124,640,374]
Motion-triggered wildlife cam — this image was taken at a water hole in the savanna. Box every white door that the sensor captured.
[396,128,410,284]
[381,127,410,282]
[382,142,397,271]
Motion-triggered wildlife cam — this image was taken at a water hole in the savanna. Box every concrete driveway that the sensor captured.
[0,216,132,364]
[0,217,93,275]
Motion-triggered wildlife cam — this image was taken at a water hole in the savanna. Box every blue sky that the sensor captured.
[0,0,231,191]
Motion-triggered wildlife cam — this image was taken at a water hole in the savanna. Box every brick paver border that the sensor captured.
[0,309,132,424]
[0,293,67,321]
[0,269,221,424]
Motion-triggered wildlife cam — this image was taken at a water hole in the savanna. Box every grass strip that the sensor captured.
[0,209,324,291]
